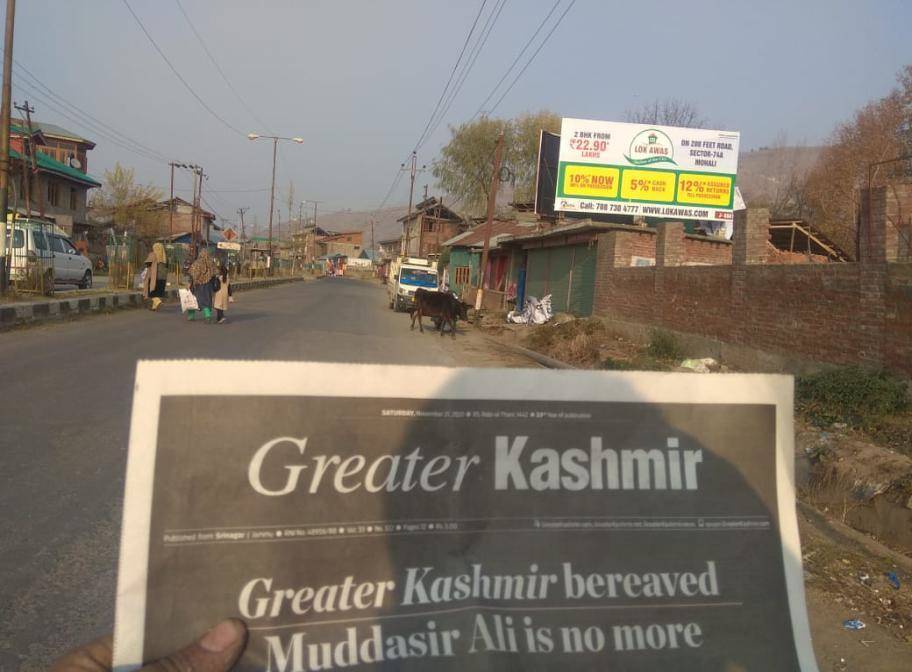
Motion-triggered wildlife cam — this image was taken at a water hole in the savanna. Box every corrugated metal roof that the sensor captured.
[9,147,101,187]
[11,119,95,148]
[442,219,538,248]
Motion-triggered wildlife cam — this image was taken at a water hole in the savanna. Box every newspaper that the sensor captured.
[114,361,818,671]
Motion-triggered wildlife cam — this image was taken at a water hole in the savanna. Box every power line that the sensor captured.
[11,78,168,165]
[420,0,509,145]
[487,0,577,115]
[173,0,275,135]
[472,0,562,120]
[11,63,172,163]
[376,0,506,216]
[412,0,488,152]
[120,0,245,137]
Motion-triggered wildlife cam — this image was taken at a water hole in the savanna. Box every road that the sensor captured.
[0,278,527,671]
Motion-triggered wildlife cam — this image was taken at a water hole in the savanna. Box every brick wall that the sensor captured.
[683,235,732,265]
[593,189,912,375]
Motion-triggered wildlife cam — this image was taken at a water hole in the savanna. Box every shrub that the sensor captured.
[645,329,683,361]
[796,366,909,428]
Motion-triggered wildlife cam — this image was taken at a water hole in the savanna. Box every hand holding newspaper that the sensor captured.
[113,361,818,671]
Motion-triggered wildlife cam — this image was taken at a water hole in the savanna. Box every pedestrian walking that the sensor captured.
[213,263,233,324]
[142,242,168,311]
[187,249,218,322]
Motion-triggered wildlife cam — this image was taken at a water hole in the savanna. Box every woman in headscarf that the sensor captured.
[187,249,218,322]
[142,242,168,311]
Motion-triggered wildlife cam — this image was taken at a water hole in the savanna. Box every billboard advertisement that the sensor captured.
[554,118,740,222]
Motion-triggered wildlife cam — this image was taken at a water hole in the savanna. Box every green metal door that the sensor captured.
[548,246,573,313]
[568,244,596,316]
[525,248,550,303]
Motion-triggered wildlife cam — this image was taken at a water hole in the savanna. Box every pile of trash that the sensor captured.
[507,294,553,325]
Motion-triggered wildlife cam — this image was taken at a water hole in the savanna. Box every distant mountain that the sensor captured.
[309,205,409,246]
[737,146,823,205]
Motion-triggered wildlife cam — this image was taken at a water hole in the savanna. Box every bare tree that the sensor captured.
[804,70,908,256]
[625,98,707,128]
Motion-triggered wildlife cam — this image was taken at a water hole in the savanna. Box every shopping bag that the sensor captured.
[178,288,198,313]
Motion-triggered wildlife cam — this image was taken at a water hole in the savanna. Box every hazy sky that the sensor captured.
[10,0,911,228]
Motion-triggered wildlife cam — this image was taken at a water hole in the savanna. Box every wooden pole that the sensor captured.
[475,130,505,311]
[0,0,15,292]
[168,162,175,237]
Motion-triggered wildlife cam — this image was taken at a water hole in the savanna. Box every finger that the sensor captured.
[142,619,247,672]
[50,635,113,672]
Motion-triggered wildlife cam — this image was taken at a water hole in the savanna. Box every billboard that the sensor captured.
[554,118,740,222]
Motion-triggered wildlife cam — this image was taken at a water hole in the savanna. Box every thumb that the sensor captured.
[142,619,247,672]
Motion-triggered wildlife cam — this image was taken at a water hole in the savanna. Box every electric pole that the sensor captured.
[168,162,176,236]
[237,207,249,241]
[13,100,34,217]
[267,137,277,271]
[401,152,425,257]
[476,130,505,311]
[0,0,16,293]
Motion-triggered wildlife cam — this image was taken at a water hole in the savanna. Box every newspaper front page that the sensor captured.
[113,361,818,671]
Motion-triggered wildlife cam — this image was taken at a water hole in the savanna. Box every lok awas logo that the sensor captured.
[624,128,676,167]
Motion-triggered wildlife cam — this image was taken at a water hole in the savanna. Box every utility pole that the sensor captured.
[422,183,428,200]
[200,169,210,247]
[237,206,249,241]
[190,167,201,256]
[475,130,505,311]
[168,162,176,236]
[13,101,33,218]
[267,137,277,271]
[0,0,16,293]
[402,152,425,257]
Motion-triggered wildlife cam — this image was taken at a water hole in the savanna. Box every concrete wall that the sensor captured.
[593,185,912,375]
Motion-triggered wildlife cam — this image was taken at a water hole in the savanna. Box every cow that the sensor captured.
[410,288,469,338]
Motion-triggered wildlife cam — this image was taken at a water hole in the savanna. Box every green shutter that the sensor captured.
[547,247,573,313]
[568,244,596,316]
[525,248,550,303]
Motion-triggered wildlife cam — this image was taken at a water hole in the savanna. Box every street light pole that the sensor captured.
[268,137,277,268]
[248,133,303,275]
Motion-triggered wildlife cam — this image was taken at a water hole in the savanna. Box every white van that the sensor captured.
[6,219,93,289]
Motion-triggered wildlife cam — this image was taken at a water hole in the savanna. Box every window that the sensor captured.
[32,231,48,250]
[48,180,60,207]
[454,266,470,285]
[69,188,77,211]
[423,220,435,232]
[399,268,437,287]
[49,235,67,254]
[11,229,24,248]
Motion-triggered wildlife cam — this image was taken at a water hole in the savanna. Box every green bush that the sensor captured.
[796,366,909,428]
[645,329,683,361]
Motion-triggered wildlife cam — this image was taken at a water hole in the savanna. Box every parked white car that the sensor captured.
[6,219,93,289]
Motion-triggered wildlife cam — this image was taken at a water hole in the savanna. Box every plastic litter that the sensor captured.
[680,357,718,373]
[843,619,866,630]
[885,571,901,590]
[507,294,553,325]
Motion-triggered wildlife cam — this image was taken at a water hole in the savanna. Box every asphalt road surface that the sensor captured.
[0,278,528,671]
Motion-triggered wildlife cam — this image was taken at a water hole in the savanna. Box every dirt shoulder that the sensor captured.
[474,312,912,666]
